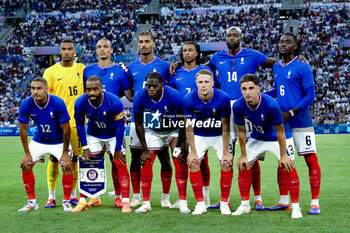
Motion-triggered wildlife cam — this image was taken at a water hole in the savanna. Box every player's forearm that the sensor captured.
[222,117,230,154]
[295,86,315,112]
[185,118,196,153]
[62,123,71,153]
[136,123,148,151]
[275,124,288,159]
[237,125,247,157]
[19,123,30,154]
[76,120,87,145]
[124,89,134,102]
[114,120,125,151]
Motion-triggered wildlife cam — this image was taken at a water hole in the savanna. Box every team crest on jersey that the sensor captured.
[212,108,216,114]
[240,57,244,64]
[164,106,168,112]
[110,73,114,80]
[153,68,157,72]
[50,111,54,118]
[87,169,98,181]
[103,111,107,116]
[261,113,265,121]
[287,71,291,79]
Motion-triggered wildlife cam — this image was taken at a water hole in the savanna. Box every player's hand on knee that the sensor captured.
[140,150,151,168]
[82,147,91,162]
[237,156,248,172]
[221,152,233,167]
[114,150,126,166]
[279,156,294,172]
[20,153,33,171]
[60,152,72,172]
[187,151,199,167]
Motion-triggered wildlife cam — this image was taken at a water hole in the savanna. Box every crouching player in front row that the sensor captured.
[232,74,302,218]
[184,69,233,215]
[73,76,131,213]
[133,72,185,213]
[18,77,73,212]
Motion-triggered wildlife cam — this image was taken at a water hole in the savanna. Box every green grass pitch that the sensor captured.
[0,134,349,232]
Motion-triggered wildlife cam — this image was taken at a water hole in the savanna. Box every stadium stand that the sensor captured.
[0,1,349,126]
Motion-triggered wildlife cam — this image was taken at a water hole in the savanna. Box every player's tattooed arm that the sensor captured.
[19,122,33,171]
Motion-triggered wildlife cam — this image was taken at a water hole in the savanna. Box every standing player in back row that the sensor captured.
[43,38,85,208]
[83,38,132,208]
[168,41,219,209]
[18,77,73,212]
[206,26,276,209]
[265,33,321,215]
[128,31,173,208]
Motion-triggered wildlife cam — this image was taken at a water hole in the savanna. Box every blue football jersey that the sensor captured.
[233,93,292,141]
[83,63,131,96]
[128,57,170,93]
[273,56,315,128]
[74,91,125,144]
[19,94,70,144]
[183,88,230,137]
[168,65,219,97]
[209,48,267,100]
[133,85,183,131]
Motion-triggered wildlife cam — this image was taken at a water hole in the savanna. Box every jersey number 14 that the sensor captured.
[227,71,237,82]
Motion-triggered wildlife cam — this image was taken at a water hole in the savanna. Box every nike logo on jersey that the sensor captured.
[133,72,139,76]
[58,77,64,81]
[145,108,152,111]
[220,61,226,65]
[30,114,37,117]
[194,110,201,113]
[176,78,183,81]
[305,146,312,150]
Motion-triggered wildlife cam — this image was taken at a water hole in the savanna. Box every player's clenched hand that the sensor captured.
[221,151,233,168]
[20,153,33,171]
[140,150,151,168]
[82,148,91,161]
[187,150,199,167]
[169,62,181,75]
[279,155,294,172]
[60,152,72,172]
[114,150,126,166]
[237,156,248,172]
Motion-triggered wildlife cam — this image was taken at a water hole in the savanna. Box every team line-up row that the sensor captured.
[17,28,321,218]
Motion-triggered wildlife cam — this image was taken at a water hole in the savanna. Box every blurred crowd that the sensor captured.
[0,1,349,126]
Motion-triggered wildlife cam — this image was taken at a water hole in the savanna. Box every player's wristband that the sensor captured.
[289,110,295,117]
[173,147,181,158]
[82,145,89,150]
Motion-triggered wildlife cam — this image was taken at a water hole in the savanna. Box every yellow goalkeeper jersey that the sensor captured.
[43,62,85,128]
